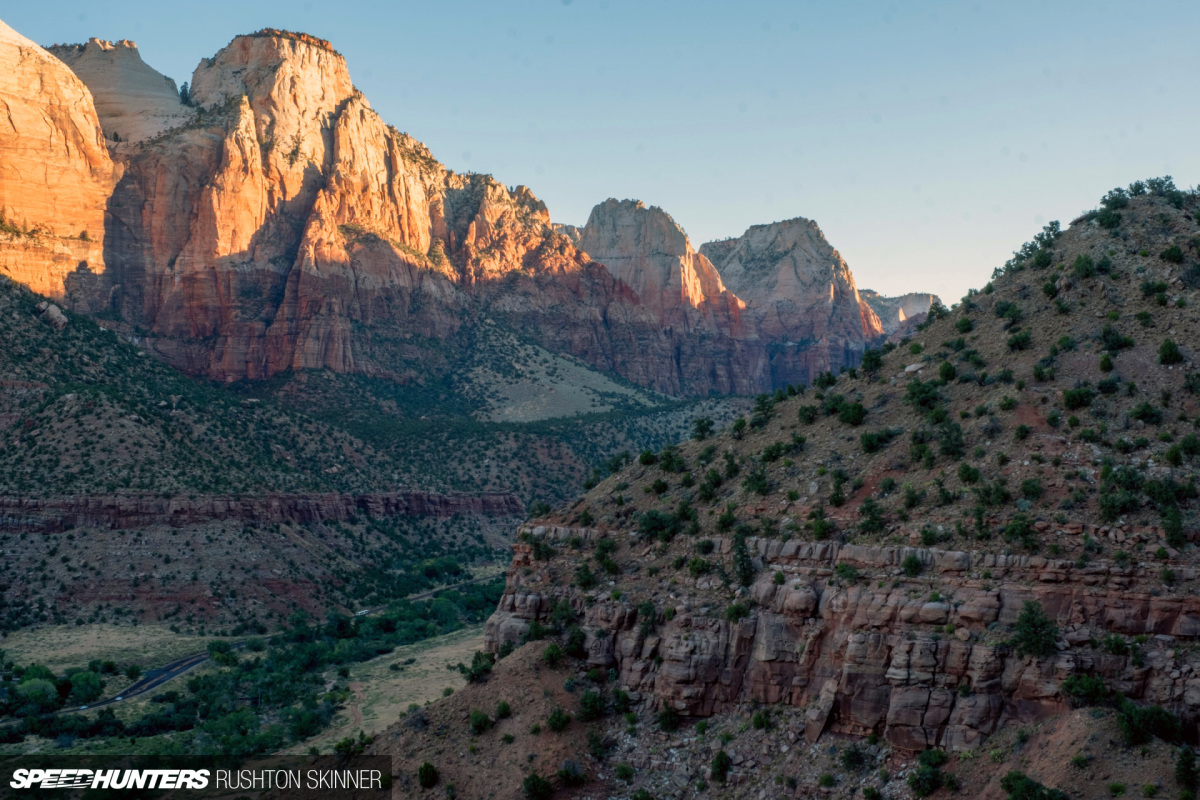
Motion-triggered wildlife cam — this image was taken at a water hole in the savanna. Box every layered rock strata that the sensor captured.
[486,524,1200,751]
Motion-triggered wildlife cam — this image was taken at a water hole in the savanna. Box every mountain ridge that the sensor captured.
[0,19,935,396]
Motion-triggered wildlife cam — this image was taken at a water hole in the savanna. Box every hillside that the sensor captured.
[375,181,1200,798]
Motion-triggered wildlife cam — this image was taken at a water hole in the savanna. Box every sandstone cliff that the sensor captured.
[47,38,193,143]
[700,217,888,383]
[0,19,112,298]
[859,288,941,335]
[487,525,1200,751]
[5,19,934,396]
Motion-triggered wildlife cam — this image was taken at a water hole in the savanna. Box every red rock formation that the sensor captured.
[486,525,1200,750]
[0,19,113,300]
[1,20,933,395]
[700,217,889,384]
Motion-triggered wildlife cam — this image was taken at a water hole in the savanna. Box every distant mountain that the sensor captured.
[0,21,935,395]
[858,288,942,334]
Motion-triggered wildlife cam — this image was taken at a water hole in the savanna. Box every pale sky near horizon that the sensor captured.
[8,1,1199,303]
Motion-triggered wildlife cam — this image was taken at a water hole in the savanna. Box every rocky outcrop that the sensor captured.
[859,289,941,335]
[47,38,193,143]
[0,19,112,298]
[0,490,524,532]
[486,525,1200,750]
[700,218,886,383]
[2,18,936,395]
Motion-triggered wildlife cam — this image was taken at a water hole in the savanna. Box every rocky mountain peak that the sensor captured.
[858,288,942,335]
[700,215,885,381]
[47,37,192,143]
[578,198,740,327]
[190,28,354,123]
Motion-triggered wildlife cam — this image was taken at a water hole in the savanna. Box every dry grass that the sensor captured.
[0,622,229,673]
[284,625,487,754]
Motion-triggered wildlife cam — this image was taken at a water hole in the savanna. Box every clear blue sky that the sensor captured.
[10,1,1199,302]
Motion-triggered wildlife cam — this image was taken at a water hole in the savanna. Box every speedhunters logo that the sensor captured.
[10,769,209,790]
[0,756,389,798]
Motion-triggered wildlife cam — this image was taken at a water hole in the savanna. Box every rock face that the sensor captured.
[46,39,193,143]
[700,218,887,383]
[4,20,935,395]
[0,19,112,298]
[486,526,1200,751]
[858,289,941,335]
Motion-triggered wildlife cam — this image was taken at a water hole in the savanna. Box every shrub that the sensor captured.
[902,554,923,577]
[939,361,957,382]
[1063,387,1095,410]
[861,348,884,372]
[1000,771,1070,800]
[711,750,732,783]
[841,743,868,771]
[1117,698,1181,746]
[1162,245,1185,264]
[546,707,571,732]
[1008,330,1033,351]
[1160,339,1185,365]
[1101,324,1134,351]
[808,504,836,540]
[523,773,554,800]
[958,463,981,484]
[1061,673,1109,706]
[798,405,819,424]
[835,563,861,582]
[578,690,607,722]
[838,401,867,426]
[470,710,492,735]
[858,498,886,534]
[1073,254,1096,278]
[1130,402,1164,424]
[418,762,439,789]
[1010,601,1058,657]
[908,765,943,797]
[861,428,899,454]
[542,644,564,668]
[1177,746,1198,795]
[656,706,680,732]
[724,603,750,622]
[557,760,586,787]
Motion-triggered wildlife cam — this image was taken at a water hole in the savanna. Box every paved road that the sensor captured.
[61,572,503,714]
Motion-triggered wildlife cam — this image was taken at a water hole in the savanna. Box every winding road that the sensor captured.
[58,572,502,714]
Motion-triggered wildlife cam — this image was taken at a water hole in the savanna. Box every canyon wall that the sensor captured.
[0,20,112,299]
[1,19,935,395]
[486,525,1200,751]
